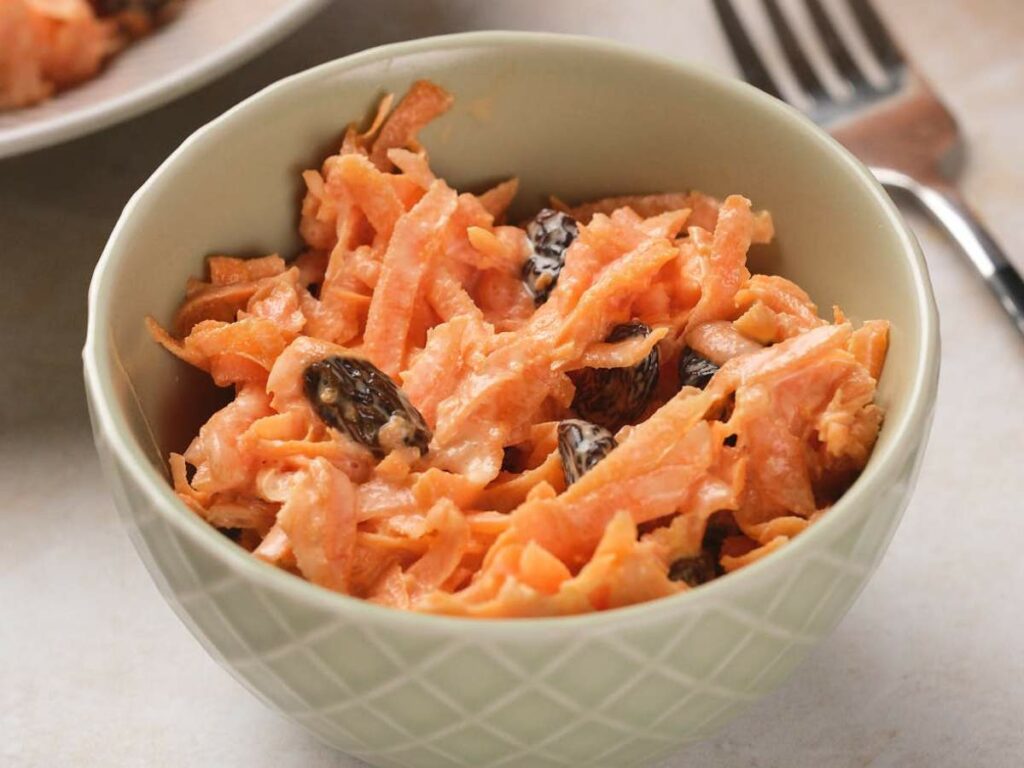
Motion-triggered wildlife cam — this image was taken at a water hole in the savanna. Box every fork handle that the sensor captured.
[872,167,1024,337]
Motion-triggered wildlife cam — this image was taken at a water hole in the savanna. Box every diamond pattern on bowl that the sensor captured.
[140,517,202,594]
[491,634,584,676]
[101,434,910,768]
[488,754,569,768]
[648,683,740,736]
[483,688,578,746]
[369,680,466,734]
[168,523,235,588]
[545,639,653,705]
[421,647,524,712]
[670,609,768,681]
[429,724,524,765]
[708,626,794,693]
[170,584,250,662]
[546,718,650,764]
[254,578,338,639]
[746,641,811,695]
[380,745,473,768]
[305,625,404,697]
[214,579,302,655]
[599,667,698,724]
[321,704,413,754]
[263,643,355,710]
[590,736,683,768]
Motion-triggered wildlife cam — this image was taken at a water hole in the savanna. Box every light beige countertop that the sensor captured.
[2,1,1022,765]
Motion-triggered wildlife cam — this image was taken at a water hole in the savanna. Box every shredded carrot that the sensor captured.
[361,181,457,375]
[477,178,519,221]
[149,81,890,618]
[369,80,454,170]
[208,254,286,285]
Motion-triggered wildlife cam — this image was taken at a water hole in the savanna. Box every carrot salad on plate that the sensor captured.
[0,0,182,110]
[148,80,890,618]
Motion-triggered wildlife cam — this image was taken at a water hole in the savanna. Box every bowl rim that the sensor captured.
[83,30,940,635]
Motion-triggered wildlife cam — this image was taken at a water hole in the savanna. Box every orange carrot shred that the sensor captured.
[369,80,454,171]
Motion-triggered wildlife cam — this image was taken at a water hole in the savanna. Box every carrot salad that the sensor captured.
[148,81,890,618]
[0,0,182,110]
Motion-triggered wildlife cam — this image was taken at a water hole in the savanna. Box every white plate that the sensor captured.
[0,0,327,160]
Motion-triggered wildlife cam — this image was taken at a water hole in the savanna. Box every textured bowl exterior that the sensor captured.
[84,33,939,768]
[89,417,927,768]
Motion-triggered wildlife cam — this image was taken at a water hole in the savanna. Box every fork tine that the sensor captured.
[803,0,874,92]
[761,0,829,103]
[712,0,783,100]
[846,0,905,71]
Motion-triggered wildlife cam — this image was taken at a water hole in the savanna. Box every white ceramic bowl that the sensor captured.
[83,32,940,768]
[0,0,326,159]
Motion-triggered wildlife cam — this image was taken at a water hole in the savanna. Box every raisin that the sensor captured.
[557,419,617,486]
[678,348,719,389]
[572,322,660,430]
[501,445,527,474]
[668,551,719,587]
[303,356,431,458]
[606,321,650,344]
[702,511,740,555]
[521,208,578,304]
[636,514,677,538]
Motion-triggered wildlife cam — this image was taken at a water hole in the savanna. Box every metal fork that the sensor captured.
[714,0,1024,337]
